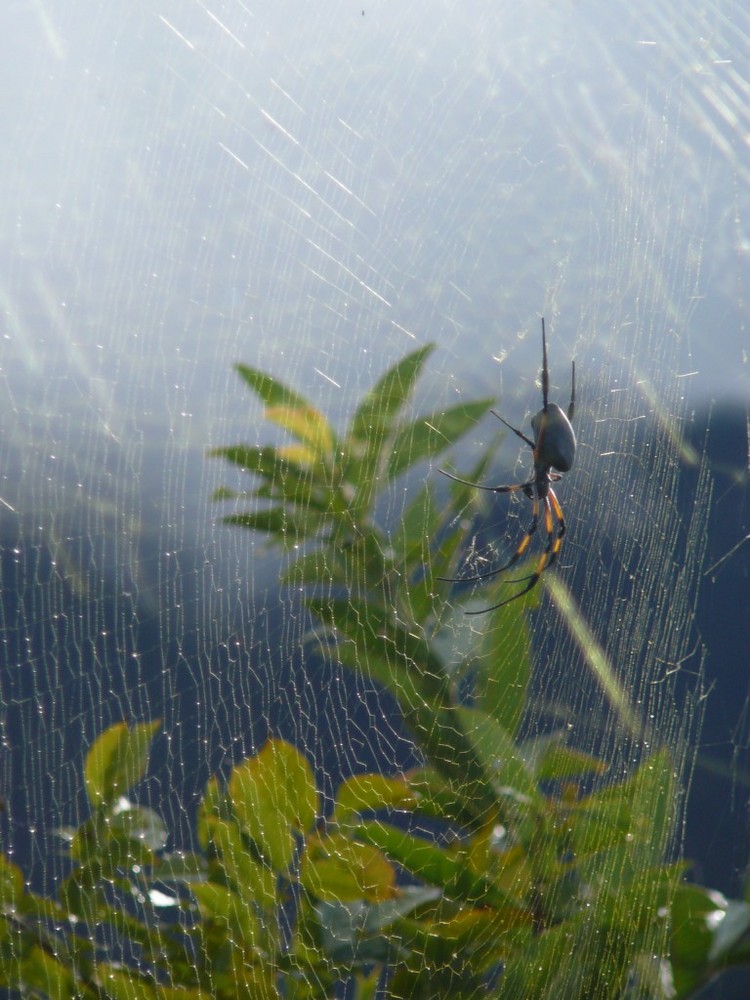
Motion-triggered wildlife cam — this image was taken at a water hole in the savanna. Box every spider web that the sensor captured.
[0,0,748,995]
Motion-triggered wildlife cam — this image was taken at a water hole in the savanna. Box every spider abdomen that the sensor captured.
[531,402,576,472]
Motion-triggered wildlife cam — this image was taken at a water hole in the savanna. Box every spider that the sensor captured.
[440,318,576,613]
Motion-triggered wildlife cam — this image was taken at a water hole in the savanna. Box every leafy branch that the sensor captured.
[0,349,747,998]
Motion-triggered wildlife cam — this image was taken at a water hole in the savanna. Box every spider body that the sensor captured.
[531,402,575,473]
[440,318,575,613]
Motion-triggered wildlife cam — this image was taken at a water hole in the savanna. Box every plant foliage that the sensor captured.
[1,349,747,998]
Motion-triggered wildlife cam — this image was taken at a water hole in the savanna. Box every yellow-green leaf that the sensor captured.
[300,832,396,903]
[229,739,318,871]
[84,720,161,808]
[277,443,319,465]
[334,773,417,823]
[265,404,335,460]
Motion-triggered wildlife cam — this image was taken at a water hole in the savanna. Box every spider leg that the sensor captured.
[499,491,567,585]
[568,360,576,422]
[465,570,542,613]
[490,411,536,450]
[465,489,566,614]
[541,317,549,411]
[545,487,567,568]
[438,492,540,585]
[439,469,534,495]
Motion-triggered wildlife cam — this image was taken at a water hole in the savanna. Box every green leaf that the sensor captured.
[668,886,750,998]
[59,863,112,922]
[355,821,526,914]
[96,965,212,1000]
[386,398,494,480]
[209,445,329,508]
[13,946,76,998]
[96,967,153,1000]
[388,483,437,623]
[211,443,285,475]
[211,485,242,501]
[457,707,541,809]
[306,598,449,702]
[403,768,488,829]
[348,345,434,445]
[229,739,319,872]
[189,881,260,948]
[500,915,628,999]
[566,798,633,860]
[473,597,531,738]
[204,814,278,907]
[394,481,434,568]
[334,773,417,823]
[71,803,166,869]
[308,600,498,816]
[284,529,392,594]
[669,883,724,995]
[344,345,434,508]
[196,775,226,851]
[568,858,681,958]
[300,832,396,903]
[0,856,24,905]
[427,446,500,585]
[304,887,442,970]
[280,547,347,589]
[235,362,312,412]
[221,508,330,541]
[321,885,441,939]
[393,903,530,974]
[395,455,500,588]
[84,721,161,809]
[571,748,676,864]
[625,747,678,860]
[532,738,609,783]
[151,851,208,881]
[311,623,423,715]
